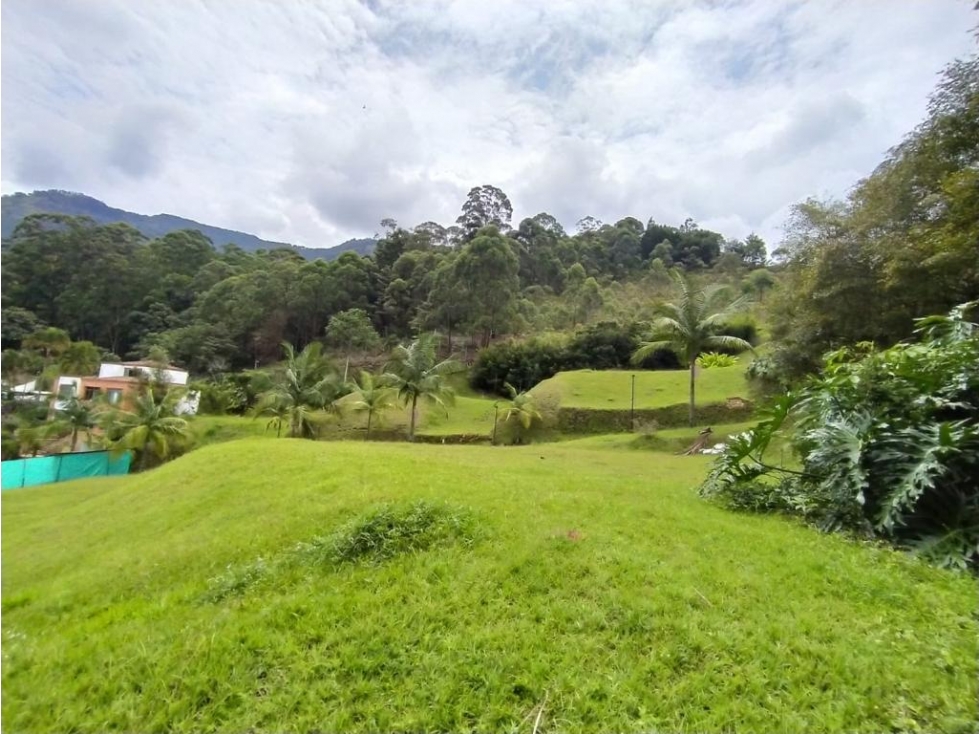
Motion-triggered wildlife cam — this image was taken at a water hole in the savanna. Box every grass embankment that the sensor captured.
[3,439,976,732]
[560,421,758,452]
[536,365,748,410]
[192,367,750,446]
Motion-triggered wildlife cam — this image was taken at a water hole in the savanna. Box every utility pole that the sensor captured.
[630,373,636,431]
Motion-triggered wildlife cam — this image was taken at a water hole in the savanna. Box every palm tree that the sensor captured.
[345,371,395,440]
[632,270,753,425]
[493,383,542,445]
[252,342,346,439]
[382,334,460,441]
[257,397,290,438]
[51,397,97,451]
[103,389,190,471]
[14,425,44,457]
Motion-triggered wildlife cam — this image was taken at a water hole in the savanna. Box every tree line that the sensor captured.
[1,189,769,376]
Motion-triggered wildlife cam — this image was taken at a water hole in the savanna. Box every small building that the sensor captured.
[53,361,199,415]
[8,379,51,402]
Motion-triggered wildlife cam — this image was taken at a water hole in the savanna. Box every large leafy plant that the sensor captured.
[701,302,979,571]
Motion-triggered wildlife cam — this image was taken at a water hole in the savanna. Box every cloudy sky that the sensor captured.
[2,1,976,249]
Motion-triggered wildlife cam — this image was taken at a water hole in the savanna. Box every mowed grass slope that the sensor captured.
[3,440,977,732]
[537,366,748,410]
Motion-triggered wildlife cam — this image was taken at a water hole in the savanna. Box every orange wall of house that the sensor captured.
[79,378,139,409]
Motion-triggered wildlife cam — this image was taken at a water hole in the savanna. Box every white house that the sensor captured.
[53,361,199,415]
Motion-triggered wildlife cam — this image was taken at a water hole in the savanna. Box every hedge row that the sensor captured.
[470,322,679,396]
[470,320,757,397]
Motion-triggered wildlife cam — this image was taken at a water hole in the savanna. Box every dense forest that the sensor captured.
[2,55,976,393]
[1,187,758,374]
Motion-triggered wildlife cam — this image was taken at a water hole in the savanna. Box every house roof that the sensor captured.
[115,361,187,372]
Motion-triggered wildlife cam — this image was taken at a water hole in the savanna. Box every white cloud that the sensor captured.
[1,0,975,248]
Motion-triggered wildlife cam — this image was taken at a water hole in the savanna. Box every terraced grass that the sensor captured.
[191,392,500,445]
[3,439,976,733]
[417,394,497,436]
[559,421,758,451]
[536,366,748,410]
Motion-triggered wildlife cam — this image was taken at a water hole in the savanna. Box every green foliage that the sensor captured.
[702,303,979,571]
[493,383,543,445]
[2,185,752,376]
[470,322,681,397]
[342,371,396,440]
[382,334,461,441]
[470,336,570,396]
[22,327,70,360]
[325,308,381,353]
[632,270,753,424]
[770,56,979,378]
[1,348,43,385]
[50,398,97,452]
[0,307,45,350]
[696,352,738,369]
[453,226,521,343]
[303,501,482,566]
[252,342,347,439]
[193,377,248,415]
[101,389,192,471]
[57,340,101,376]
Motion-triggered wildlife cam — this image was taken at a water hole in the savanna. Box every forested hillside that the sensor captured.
[0,186,755,372]
[1,190,376,260]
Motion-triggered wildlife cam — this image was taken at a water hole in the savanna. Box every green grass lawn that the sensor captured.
[536,365,749,410]
[3,439,976,732]
[417,394,497,436]
[191,390,501,443]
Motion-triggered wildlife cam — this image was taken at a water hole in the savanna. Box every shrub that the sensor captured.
[469,338,568,396]
[707,318,759,354]
[193,378,247,415]
[302,501,483,566]
[202,501,485,603]
[204,557,271,602]
[470,321,679,396]
[701,303,979,571]
[697,352,738,368]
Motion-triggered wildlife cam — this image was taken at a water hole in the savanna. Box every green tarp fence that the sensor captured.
[1,451,131,490]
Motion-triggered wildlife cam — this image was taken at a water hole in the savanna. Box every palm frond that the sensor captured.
[631,340,675,365]
[702,334,754,355]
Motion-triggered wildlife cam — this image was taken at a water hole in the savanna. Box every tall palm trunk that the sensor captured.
[409,394,418,441]
[365,411,372,441]
[688,359,696,426]
[70,428,79,452]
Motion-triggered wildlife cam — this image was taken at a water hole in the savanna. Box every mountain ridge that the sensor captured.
[1,190,375,260]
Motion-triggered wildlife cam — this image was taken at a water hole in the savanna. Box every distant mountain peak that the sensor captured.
[1,189,376,260]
